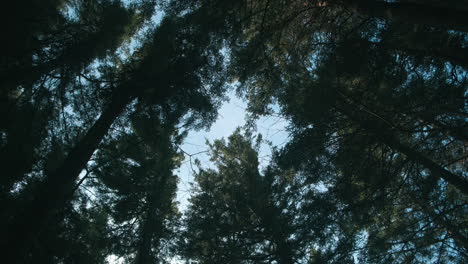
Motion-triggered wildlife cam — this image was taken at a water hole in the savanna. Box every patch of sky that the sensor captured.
[352,230,369,263]
[175,90,291,212]
[61,1,79,22]
[106,254,126,264]
[115,9,165,60]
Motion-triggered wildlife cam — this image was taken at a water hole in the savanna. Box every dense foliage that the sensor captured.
[0,0,466,263]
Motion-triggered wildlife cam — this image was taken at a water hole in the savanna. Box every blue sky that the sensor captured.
[165,92,290,264]
[175,91,291,211]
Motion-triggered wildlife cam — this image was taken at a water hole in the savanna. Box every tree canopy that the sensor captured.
[0,0,466,263]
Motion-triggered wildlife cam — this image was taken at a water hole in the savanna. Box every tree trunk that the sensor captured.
[378,133,468,195]
[135,199,158,264]
[1,87,134,262]
[248,179,295,264]
[337,99,468,196]
[419,117,468,143]
[408,191,468,249]
[263,209,295,264]
[134,174,168,264]
[390,38,468,69]
[400,0,468,12]
[338,0,468,32]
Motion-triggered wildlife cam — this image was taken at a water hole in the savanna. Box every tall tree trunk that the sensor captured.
[407,190,468,249]
[336,98,468,195]
[248,177,295,263]
[273,233,295,264]
[381,24,468,69]
[420,117,468,143]
[389,38,468,69]
[262,207,295,264]
[135,199,158,264]
[337,0,468,32]
[1,87,135,262]
[400,0,468,12]
[135,174,168,264]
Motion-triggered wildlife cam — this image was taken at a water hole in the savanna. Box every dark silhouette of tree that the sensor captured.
[225,0,468,262]
[0,0,157,206]
[1,0,466,262]
[181,130,303,263]
[0,0,236,261]
[91,106,182,263]
[331,0,468,32]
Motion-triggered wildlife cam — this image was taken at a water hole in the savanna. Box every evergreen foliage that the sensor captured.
[0,0,466,263]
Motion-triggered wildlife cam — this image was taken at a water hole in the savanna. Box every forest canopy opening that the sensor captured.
[0,0,466,263]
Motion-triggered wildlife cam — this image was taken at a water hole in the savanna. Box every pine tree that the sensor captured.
[181,130,310,263]
[92,106,182,263]
[0,1,235,260]
[225,0,468,261]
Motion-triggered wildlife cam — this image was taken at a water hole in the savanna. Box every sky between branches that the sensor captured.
[175,91,291,211]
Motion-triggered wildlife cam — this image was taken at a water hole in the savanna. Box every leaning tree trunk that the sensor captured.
[407,190,468,249]
[336,0,468,33]
[380,24,468,69]
[388,37,468,70]
[399,0,468,12]
[1,87,135,262]
[336,97,468,196]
